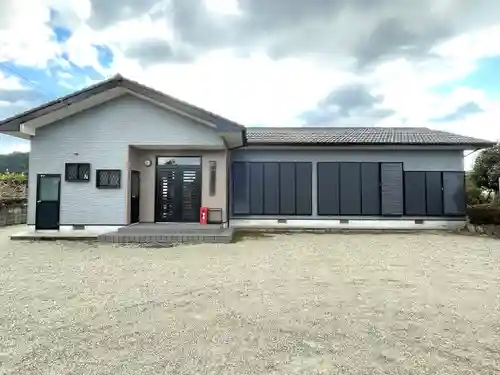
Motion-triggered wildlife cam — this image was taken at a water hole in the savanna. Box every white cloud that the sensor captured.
[0,0,61,67]
[47,0,92,27]
[0,0,498,149]
[126,51,355,125]
[0,137,29,154]
[432,25,500,61]
[204,0,241,15]
[57,71,73,80]
[365,25,500,141]
[440,100,500,141]
[0,70,25,90]
[63,27,105,73]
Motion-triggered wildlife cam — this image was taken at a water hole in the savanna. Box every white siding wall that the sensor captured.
[28,94,224,225]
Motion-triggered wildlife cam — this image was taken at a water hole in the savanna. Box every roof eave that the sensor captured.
[245,141,496,148]
[0,77,121,131]
[0,75,245,133]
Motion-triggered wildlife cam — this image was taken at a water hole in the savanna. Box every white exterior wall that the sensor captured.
[28,94,224,225]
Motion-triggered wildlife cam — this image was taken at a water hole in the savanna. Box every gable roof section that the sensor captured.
[245,127,495,148]
[0,74,245,134]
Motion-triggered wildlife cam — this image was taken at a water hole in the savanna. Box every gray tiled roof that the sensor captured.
[245,127,495,147]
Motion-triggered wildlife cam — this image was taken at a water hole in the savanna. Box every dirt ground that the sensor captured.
[0,226,499,375]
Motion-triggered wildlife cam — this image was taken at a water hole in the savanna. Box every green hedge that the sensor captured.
[467,204,500,225]
[0,172,27,183]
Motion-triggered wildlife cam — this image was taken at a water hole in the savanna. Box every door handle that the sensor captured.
[37,200,41,203]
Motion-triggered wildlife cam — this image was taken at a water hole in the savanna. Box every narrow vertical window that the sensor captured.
[209,161,217,196]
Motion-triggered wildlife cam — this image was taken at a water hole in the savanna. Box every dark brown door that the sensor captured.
[156,165,201,222]
[130,170,140,223]
[35,174,61,230]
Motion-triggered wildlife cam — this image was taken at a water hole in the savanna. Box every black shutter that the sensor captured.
[425,171,443,216]
[361,163,380,215]
[404,172,427,216]
[443,172,466,215]
[295,163,312,215]
[340,163,361,215]
[317,162,340,215]
[381,163,404,216]
[263,163,280,215]
[249,163,264,215]
[279,163,296,215]
[232,162,250,215]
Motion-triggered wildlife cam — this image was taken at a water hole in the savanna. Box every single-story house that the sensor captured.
[0,75,495,232]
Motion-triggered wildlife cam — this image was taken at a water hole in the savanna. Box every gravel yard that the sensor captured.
[1,227,500,374]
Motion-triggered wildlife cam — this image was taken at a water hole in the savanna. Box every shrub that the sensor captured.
[0,172,27,183]
[466,185,487,205]
[466,172,491,205]
[467,204,500,225]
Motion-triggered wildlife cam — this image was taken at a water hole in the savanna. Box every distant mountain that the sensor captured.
[0,152,28,173]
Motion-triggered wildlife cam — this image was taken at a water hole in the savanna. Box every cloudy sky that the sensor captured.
[0,0,499,156]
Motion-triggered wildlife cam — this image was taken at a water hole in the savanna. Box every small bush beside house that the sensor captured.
[467,204,500,225]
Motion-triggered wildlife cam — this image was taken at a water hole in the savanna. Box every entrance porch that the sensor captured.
[127,146,229,226]
[98,222,234,244]
[11,223,234,243]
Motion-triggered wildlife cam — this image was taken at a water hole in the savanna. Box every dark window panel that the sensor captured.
[404,171,427,216]
[263,163,280,215]
[279,163,296,215]
[249,163,264,215]
[96,170,121,189]
[65,163,78,180]
[426,171,443,216]
[295,162,312,215]
[65,163,90,182]
[340,163,361,215]
[361,163,380,215]
[443,172,466,215]
[317,162,340,215]
[231,162,250,215]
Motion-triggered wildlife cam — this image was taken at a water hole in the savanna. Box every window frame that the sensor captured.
[96,169,121,189]
[65,163,91,182]
[209,160,217,197]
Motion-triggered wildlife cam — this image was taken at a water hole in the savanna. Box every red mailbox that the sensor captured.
[200,207,208,225]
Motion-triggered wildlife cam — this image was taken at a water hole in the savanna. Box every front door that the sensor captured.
[156,157,202,222]
[35,174,61,230]
[130,170,140,223]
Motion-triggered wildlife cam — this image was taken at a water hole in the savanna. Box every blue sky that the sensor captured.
[0,8,116,153]
[0,0,499,156]
[432,55,500,98]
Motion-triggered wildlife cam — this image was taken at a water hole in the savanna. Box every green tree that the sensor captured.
[471,145,500,193]
[466,172,486,205]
